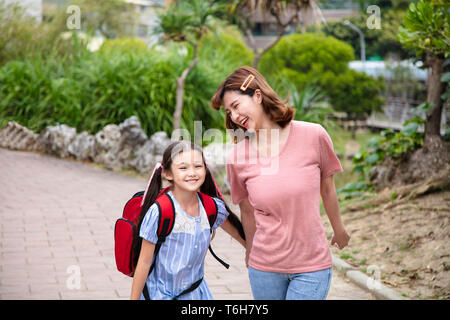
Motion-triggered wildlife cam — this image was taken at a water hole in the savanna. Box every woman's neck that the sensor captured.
[253,117,285,145]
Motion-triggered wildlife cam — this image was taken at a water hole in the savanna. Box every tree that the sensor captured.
[259,33,385,137]
[227,0,325,68]
[155,0,222,131]
[398,0,449,148]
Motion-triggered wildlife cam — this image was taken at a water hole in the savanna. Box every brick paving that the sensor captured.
[0,148,373,300]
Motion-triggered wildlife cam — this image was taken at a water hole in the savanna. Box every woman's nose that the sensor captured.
[230,110,240,124]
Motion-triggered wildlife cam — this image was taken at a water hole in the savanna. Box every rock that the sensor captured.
[104,116,149,171]
[36,124,76,158]
[1,117,188,177]
[129,131,172,174]
[129,141,157,174]
[150,131,172,155]
[0,121,38,151]
[93,124,121,167]
[118,116,148,150]
[68,131,95,161]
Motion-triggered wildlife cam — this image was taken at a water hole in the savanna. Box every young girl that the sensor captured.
[130,140,246,300]
[211,66,350,300]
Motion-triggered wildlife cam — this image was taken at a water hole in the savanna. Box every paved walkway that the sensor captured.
[0,148,373,300]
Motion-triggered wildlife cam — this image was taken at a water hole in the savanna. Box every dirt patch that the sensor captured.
[323,178,450,299]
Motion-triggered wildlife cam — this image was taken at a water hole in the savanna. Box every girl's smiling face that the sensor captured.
[222,90,263,133]
[163,148,206,193]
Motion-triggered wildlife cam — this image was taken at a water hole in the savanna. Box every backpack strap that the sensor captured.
[143,191,176,300]
[154,193,176,242]
[198,192,230,270]
[198,192,218,228]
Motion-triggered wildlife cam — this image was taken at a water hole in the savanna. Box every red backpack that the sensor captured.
[114,187,229,298]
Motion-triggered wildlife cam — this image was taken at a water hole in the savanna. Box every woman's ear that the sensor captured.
[253,89,262,104]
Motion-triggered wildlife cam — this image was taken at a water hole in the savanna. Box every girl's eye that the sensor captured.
[179,167,187,170]
[195,165,202,168]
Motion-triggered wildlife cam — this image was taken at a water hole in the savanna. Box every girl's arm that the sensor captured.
[320,175,350,249]
[130,239,155,300]
[220,219,246,248]
[239,198,256,267]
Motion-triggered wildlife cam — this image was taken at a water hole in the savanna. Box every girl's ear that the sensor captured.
[162,169,173,182]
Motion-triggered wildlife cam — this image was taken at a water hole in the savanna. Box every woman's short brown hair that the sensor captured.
[211,66,295,133]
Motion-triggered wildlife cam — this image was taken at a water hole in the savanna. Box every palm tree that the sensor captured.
[155,0,222,131]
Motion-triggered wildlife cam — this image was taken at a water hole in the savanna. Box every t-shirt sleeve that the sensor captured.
[211,198,229,230]
[318,125,343,179]
[139,203,159,244]
[226,162,248,205]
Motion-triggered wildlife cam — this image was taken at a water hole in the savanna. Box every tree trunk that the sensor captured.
[424,53,444,147]
[172,44,198,132]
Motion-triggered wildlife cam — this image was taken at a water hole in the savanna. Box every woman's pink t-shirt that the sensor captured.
[226,120,343,273]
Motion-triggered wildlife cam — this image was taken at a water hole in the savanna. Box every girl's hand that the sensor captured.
[331,229,350,250]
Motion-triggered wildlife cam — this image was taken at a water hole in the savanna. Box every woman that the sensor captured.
[211,66,350,300]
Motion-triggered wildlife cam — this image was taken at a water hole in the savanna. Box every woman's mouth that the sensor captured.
[240,117,249,128]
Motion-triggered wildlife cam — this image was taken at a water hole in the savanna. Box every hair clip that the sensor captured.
[240,74,255,92]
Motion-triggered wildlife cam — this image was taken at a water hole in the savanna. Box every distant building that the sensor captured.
[124,0,166,45]
[244,0,359,49]
[4,0,43,22]
[41,0,166,45]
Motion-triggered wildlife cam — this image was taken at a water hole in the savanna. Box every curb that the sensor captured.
[331,255,407,300]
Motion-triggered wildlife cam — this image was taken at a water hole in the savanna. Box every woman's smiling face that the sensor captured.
[222,90,263,133]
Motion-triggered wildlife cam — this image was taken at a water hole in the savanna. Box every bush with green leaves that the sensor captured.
[259,33,354,90]
[259,33,385,119]
[352,110,425,180]
[337,113,425,199]
[0,26,252,138]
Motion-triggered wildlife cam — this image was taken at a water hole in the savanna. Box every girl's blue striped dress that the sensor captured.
[139,190,229,300]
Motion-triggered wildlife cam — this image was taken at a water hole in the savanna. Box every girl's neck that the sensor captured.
[171,186,199,215]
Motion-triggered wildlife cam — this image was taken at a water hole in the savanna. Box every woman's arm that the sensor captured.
[320,175,350,249]
[130,239,155,300]
[239,198,256,267]
[220,219,246,248]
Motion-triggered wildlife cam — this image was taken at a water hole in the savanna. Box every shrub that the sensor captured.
[0,27,253,138]
[259,33,385,119]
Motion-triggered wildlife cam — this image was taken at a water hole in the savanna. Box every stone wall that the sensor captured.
[0,117,231,194]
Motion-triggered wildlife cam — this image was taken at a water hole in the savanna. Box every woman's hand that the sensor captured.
[245,248,250,268]
[239,198,256,268]
[331,229,350,250]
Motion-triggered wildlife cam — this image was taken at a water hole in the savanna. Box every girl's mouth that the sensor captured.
[185,178,199,184]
